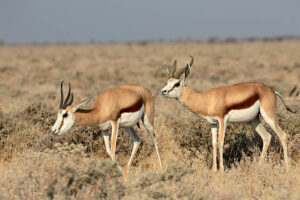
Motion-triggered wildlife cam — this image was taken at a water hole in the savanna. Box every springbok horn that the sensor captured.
[189,55,194,67]
[170,60,177,77]
[66,93,74,107]
[174,56,194,79]
[184,63,191,77]
[165,64,170,77]
[59,81,64,108]
[63,83,72,106]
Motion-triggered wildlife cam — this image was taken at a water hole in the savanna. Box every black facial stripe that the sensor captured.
[174,82,180,87]
[58,119,64,130]
[167,82,180,93]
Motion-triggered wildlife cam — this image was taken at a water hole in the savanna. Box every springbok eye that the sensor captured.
[63,113,68,118]
[174,82,180,87]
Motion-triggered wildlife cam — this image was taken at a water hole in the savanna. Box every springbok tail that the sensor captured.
[275,91,296,113]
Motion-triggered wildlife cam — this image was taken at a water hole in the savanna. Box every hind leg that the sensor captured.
[275,126,289,171]
[260,108,289,171]
[218,117,228,172]
[143,115,163,169]
[124,127,141,178]
[250,117,272,164]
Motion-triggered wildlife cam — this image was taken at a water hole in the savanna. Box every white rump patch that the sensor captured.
[260,107,276,130]
[227,100,260,122]
[143,114,153,132]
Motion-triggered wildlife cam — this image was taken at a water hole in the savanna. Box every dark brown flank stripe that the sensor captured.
[120,98,144,114]
[76,108,94,113]
[225,93,259,115]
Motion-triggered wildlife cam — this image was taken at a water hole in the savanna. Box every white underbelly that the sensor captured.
[119,104,144,127]
[98,105,145,130]
[227,100,260,122]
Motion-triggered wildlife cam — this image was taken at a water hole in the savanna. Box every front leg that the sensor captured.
[218,117,227,172]
[210,124,218,172]
[110,119,120,161]
[102,130,112,158]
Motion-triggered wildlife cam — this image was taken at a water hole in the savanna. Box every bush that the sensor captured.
[0,144,124,199]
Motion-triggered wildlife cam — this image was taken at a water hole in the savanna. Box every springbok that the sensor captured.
[161,56,294,172]
[52,82,163,178]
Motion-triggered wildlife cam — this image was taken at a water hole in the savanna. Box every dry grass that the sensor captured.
[0,41,300,199]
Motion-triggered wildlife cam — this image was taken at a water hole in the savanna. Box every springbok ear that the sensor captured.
[180,64,191,85]
[73,97,91,112]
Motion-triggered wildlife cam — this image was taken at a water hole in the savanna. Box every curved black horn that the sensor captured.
[63,82,72,106]
[173,59,177,68]
[189,55,194,67]
[66,93,73,107]
[59,81,64,108]
[165,64,170,77]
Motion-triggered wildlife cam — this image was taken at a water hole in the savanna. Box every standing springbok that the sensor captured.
[161,56,294,172]
[52,82,163,178]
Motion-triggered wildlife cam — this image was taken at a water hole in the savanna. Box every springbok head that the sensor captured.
[160,55,194,99]
[52,81,89,135]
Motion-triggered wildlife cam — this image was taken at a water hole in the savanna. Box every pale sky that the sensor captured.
[0,0,299,44]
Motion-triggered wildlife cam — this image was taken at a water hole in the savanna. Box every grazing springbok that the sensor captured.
[161,56,294,172]
[52,82,163,178]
